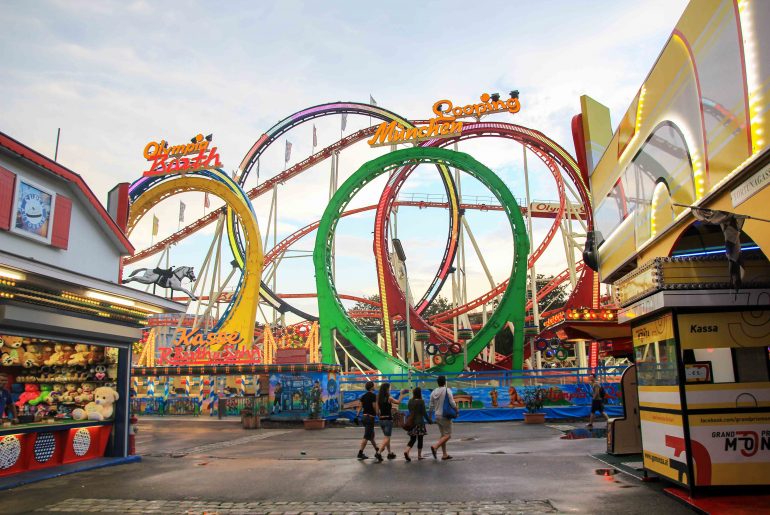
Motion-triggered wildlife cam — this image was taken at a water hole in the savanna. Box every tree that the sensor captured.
[349,294,382,331]
[527,273,568,317]
[422,295,451,318]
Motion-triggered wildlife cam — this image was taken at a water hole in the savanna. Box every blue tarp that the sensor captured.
[340,405,625,423]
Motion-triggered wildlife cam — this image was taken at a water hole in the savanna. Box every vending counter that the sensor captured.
[621,290,770,493]
[0,421,112,477]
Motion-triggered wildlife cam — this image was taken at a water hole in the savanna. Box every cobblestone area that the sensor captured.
[38,498,557,514]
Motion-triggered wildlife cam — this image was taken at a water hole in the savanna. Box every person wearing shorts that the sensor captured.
[374,382,402,462]
[429,375,457,460]
[356,381,378,460]
[587,375,609,429]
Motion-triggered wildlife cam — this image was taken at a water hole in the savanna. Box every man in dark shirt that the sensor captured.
[355,381,379,460]
[0,373,19,424]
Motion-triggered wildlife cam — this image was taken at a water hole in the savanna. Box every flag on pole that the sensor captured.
[341,113,348,132]
[152,215,159,236]
[369,94,377,106]
[285,140,292,163]
[179,201,186,223]
[312,124,317,149]
[204,192,210,209]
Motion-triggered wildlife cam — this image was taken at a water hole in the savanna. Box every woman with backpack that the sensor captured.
[374,382,401,462]
[403,386,431,461]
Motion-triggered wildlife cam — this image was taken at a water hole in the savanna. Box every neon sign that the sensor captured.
[367,92,520,147]
[157,344,262,366]
[173,328,243,346]
[142,133,222,177]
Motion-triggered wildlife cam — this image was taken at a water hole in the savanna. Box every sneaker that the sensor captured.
[357,451,368,460]
[375,453,384,462]
[387,453,397,460]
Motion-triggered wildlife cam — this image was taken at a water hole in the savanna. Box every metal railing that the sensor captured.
[338,366,628,392]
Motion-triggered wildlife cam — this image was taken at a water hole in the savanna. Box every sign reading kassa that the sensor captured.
[143,133,222,177]
[367,93,521,147]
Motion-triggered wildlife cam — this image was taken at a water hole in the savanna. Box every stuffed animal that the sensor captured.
[93,364,107,381]
[62,383,78,402]
[48,384,64,404]
[88,345,105,365]
[0,335,23,366]
[28,384,52,406]
[21,343,43,368]
[40,345,54,365]
[72,386,119,421]
[15,384,41,407]
[67,344,89,366]
[59,344,75,365]
[75,383,94,403]
[45,344,64,366]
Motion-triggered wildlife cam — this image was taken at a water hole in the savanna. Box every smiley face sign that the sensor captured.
[14,181,53,238]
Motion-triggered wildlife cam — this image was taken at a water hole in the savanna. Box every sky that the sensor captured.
[0,0,689,322]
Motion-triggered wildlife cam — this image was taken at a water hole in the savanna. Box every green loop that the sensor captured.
[314,147,529,374]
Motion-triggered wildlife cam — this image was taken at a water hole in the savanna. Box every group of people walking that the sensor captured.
[355,375,457,462]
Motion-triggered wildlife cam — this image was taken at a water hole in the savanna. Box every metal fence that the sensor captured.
[337,366,628,393]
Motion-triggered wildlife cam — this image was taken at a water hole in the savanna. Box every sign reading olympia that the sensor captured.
[143,133,222,177]
[367,93,521,147]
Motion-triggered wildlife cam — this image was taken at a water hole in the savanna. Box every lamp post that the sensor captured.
[392,238,410,387]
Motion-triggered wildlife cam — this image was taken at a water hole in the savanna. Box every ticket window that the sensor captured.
[682,345,770,384]
[635,338,678,387]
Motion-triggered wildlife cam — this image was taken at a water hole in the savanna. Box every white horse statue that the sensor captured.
[123,266,198,300]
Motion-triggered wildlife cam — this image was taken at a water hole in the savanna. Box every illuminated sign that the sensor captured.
[367,92,520,147]
[157,344,262,366]
[143,133,222,177]
[173,328,243,347]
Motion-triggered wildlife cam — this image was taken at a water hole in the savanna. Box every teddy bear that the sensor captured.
[47,384,64,404]
[40,345,54,365]
[75,383,95,404]
[67,344,90,366]
[15,383,41,408]
[0,335,23,366]
[45,344,64,366]
[21,343,43,368]
[88,345,105,365]
[62,383,78,402]
[71,386,119,421]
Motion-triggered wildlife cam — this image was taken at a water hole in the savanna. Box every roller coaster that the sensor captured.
[125,98,594,374]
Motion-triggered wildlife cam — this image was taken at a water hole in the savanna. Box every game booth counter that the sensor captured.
[131,317,340,422]
[0,131,185,486]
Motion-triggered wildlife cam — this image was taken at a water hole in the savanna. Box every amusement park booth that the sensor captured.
[0,131,184,482]
[578,0,770,492]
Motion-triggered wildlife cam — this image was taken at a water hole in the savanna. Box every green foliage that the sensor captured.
[523,387,547,414]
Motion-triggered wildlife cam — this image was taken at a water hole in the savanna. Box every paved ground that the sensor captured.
[1,418,693,515]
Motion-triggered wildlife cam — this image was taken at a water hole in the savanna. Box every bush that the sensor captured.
[524,387,547,414]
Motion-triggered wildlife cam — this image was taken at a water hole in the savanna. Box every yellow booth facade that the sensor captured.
[580,0,770,492]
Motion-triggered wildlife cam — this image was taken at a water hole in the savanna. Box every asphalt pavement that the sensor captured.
[0,417,694,514]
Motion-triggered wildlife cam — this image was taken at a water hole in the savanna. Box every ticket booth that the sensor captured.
[621,290,770,492]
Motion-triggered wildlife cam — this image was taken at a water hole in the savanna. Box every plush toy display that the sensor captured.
[28,384,53,406]
[21,343,43,368]
[72,386,119,421]
[45,344,64,366]
[67,344,90,366]
[0,335,23,366]
[62,383,78,402]
[75,383,95,403]
[48,384,64,403]
[15,384,41,407]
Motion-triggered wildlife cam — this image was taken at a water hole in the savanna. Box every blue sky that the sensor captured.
[0,0,688,320]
